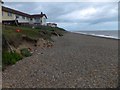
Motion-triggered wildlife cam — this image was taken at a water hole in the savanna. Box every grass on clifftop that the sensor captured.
[3,25,66,48]
[3,25,66,42]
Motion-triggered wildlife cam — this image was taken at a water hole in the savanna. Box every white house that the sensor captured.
[2,6,47,26]
[30,12,47,26]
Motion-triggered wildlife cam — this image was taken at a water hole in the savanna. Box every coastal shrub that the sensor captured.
[2,51,22,65]
[20,48,32,57]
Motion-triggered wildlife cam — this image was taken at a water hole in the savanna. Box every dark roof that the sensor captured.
[2,6,47,19]
[2,6,31,17]
[31,14,47,19]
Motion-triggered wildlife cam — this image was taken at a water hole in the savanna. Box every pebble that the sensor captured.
[2,33,118,88]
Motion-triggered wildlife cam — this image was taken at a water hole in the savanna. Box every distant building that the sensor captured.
[2,6,47,26]
[47,23,57,27]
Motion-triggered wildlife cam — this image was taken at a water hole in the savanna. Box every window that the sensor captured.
[16,15,19,18]
[27,17,29,20]
[22,16,25,19]
[8,12,12,17]
[35,18,40,22]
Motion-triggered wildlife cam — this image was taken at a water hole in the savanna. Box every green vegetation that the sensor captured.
[35,26,66,31]
[2,25,66,69]
[2,51,23,70]
[20,48,32,57]
[3,25,66,43]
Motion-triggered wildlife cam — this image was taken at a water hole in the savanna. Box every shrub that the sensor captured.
[20,48,32,57]
[2,51,22,65]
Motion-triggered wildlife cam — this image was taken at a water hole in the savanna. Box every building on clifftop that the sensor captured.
[2,6,47,26]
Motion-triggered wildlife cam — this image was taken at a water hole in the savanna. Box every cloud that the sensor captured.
[57,2,118,24]
[58,21,118,31]
[4,2,38,14]
[4,0,120,2]
[58,7,97,21]
[3,2,118,31]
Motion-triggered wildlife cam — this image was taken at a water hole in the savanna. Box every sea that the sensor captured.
[74,30,119,39]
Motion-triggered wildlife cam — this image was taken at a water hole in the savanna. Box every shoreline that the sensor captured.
[72,31,119,40]
[3,32,118,88]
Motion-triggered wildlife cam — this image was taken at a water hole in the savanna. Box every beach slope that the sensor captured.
[2,32,118,88]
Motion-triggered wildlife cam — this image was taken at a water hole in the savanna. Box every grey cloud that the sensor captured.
[4,2,38,14]
[56,2,117,24]
[3,2,118,31]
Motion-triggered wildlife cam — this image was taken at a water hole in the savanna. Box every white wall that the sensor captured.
[31,18,42,24]
[15,14,47,25]
[41,16,46,25]
[16,15,30,23]
[2,11,16,21]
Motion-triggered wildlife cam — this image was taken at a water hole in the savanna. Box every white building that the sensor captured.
[2,6,47,26]
[47,23,57,27]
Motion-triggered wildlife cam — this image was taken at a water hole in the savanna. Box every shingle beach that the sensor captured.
[2,32,118,88]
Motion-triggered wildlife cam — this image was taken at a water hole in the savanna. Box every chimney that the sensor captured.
[41,12,43,15]
[0,0,4,4]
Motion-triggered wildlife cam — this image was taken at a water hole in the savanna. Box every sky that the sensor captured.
[3,1,118,31]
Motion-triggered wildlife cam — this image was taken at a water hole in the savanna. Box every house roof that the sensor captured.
[31,12,47,19]
[2,6,47,19]
[31,14,47,19]
[47,23,57,25]
[2,6,31,17]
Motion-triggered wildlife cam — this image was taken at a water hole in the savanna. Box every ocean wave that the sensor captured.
[74,32,119,39]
